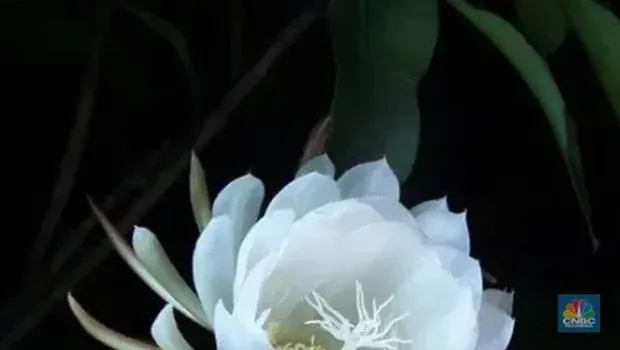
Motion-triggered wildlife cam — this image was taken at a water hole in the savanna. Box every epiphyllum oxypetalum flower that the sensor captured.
[68,154,515,350]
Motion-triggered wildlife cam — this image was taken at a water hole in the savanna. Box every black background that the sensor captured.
[1,0,619,348]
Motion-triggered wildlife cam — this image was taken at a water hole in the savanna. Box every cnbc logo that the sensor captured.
[558,294,600,333]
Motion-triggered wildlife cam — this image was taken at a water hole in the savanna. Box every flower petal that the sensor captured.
[396,265,479,350]
[336,157,399,200]
[214,300,272,350]
[234,254,278,328]
[475,290,515,350]
[290,199,385,235]
[356,196,421,233]
[189,152,211,233]
[233,209,295,304]
[261,219,422,322]
[212,174,265,256]
[89,201,207,328]
[410,197,470,254]
[151,304,193,350]
[409,196,448,216]
[131,227,207,326]
[67,293,159,350]
[265,172,340,218]
[192,216,236,327]
[295,154,336,178]
[433,245,483,311]
[483,289,514,314]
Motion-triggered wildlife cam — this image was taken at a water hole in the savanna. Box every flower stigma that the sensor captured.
[268,280,411,350]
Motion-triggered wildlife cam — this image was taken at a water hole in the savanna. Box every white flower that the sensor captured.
[68,154,515,350]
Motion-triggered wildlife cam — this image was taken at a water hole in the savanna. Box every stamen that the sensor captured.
[304,280,412,350]
[268,322,327,350]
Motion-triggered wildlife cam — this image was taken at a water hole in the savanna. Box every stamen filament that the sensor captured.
[304,280,411,350]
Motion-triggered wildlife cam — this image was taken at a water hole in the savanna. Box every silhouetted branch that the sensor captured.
[27,0,107,271]
[48,141,174,275]
[0,6,321,349]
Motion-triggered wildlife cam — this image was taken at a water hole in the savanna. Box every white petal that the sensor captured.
[233,209,295,304]
[89,201,207,328]
[410,197,470,254]
[409,196,448,216]
[192,216,236,327]
[336,157,399,200]
[67,293,159,350]
[396,265,479,350]
[131,227,207,326]
[433,245,483,311]
[261,219,421,322]
[290,199,385,236]
[212,174,265,255]
[234,254,278,328]
[475,290,515,350]
[482,289,514,314]
[265,172,340,218]
[356,196,421,234]
[151,304,193,350]
[295,154,336,178]
[214,300,272,350]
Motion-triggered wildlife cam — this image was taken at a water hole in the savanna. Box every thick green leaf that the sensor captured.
[559,0,620,126]
[326,0,438,182]
[364,0,439,80]
[447,0,596,250]
[327,64,421,182]
[514,0,568,56]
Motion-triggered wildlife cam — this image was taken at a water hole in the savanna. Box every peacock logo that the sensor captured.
[562,298,596,329]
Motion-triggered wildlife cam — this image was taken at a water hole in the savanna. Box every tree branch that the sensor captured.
[0,7,321,349]
[27,0,107,271]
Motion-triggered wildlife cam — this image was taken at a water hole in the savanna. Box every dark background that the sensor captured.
[1,0,619,348]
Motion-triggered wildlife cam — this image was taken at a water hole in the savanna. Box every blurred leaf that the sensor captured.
[121,7,196,78]
[120,7,202,140]
[559,0,620,126]
[514,0,568,56]
[326,0,438,182]
[447,0,596,250]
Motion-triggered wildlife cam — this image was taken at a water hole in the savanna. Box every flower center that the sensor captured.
[268,280,411,350]
[268,322,327,350]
